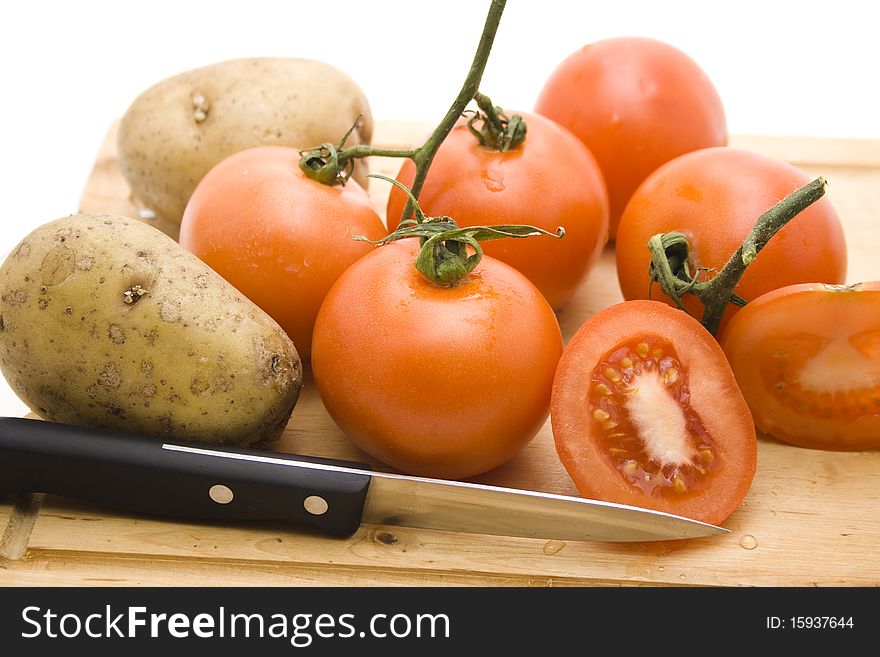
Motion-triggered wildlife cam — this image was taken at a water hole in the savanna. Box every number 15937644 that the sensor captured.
[766,617,854,630]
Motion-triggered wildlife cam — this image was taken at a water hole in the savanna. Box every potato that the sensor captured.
[117,57,373,236]
[0,214,302,446]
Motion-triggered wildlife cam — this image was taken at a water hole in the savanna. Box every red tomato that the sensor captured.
[721,283,880,451]
[535,36,727,237]
[179,146,386,359]
[616,147,847,330]
[312,242,563,479]
[551,300,756,525]
[386,112,609,310]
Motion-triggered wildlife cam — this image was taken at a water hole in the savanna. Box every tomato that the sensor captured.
[312,242,563,479]
[179,146,386,359]
[386,112,609,310]
[535,36,727,238]
[616,147,847,330]
[721,283,880,451]
[551,300,756,525]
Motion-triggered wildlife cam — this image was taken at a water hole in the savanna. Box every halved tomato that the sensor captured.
[551,300,756,525]
[721,282,880,451]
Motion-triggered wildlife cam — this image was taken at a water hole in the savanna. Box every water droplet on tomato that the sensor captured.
[480,166,505,192]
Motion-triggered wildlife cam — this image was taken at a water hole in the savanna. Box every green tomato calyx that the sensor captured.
[355,175,563,287]
[467,92,527,152]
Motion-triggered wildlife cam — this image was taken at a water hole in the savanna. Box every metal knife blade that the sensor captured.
[0,417,726,542]
[362,473,725,542]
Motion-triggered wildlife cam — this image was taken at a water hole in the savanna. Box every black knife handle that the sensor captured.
[0,417,371,537]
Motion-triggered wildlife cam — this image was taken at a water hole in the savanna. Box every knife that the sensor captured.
[0,416,726,542]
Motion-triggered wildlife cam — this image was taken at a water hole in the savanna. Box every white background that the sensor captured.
[0,0,878,417]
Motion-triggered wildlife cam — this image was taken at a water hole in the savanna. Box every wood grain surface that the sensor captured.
[1,121,879,586]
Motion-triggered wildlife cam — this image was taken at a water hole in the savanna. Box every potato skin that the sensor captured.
[0,214,303,446]
[117,57,373,235]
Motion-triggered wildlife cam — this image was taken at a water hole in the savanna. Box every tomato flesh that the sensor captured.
[552,300,756,525]
[758,333,880,421]
[722,283,880,450]
[590,336,719,500]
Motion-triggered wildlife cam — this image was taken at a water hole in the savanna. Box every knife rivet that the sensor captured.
[304,495,329,516]
[209,484,234,505]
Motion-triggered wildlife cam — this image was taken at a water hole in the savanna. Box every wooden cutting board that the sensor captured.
[1,122,879,586]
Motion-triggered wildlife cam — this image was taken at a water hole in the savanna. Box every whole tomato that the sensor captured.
[179,146,386,358]
[535,37,727,238]
[312,241,563,479]
[615,147,847,330]
[387,111,609,310]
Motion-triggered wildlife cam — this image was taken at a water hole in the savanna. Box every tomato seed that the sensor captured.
[603,367,621,382]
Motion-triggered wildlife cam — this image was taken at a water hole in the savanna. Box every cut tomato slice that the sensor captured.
[721,282,880,451]
[551,300,756,525]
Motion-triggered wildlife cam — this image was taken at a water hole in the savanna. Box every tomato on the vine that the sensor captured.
[721,282,880,451]
[179,146,386,358]
[616,147,847,330]
[387,111,609,310]
[312,241,563,479]
[535,36,727,237]
[551,300,756,525]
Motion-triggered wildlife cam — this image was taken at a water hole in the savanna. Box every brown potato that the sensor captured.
[117,57,373,237]
[0,214,302,445]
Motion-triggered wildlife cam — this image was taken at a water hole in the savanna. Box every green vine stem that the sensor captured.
[299,0,508,226]
[647,176,829,336]
[359,176,563,286]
